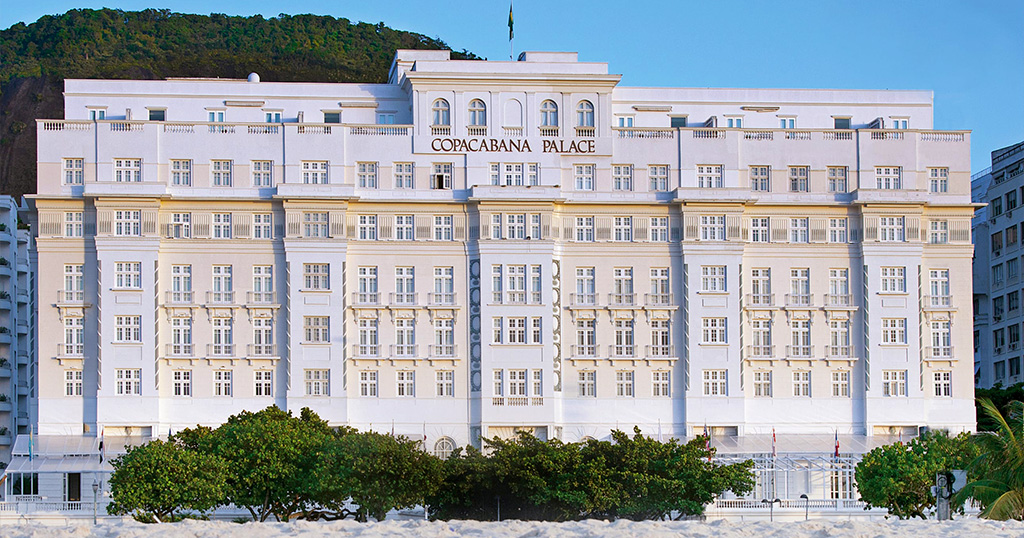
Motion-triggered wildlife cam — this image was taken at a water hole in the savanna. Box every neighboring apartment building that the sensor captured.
[973,141,1024,388]
[0,196,35,464]
[13,49,974,516]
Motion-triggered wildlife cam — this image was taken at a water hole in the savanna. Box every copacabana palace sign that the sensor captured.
[430,137,596,154]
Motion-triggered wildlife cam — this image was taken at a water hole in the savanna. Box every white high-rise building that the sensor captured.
[14,49,974,515]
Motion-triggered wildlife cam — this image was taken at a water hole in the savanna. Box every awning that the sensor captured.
[4,455,112,474]
[710,434,892,455]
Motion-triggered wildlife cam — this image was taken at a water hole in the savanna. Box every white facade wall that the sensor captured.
[27,50,975,460]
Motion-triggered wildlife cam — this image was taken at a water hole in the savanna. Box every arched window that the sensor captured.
[432,99,450,126]
[468,99,487,126]
[576,100,594,127]
[579,435,596,443]
[540,100,559,127]
[434,436,456,460]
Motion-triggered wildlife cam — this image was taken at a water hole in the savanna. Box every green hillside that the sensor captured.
[0,8,478,198]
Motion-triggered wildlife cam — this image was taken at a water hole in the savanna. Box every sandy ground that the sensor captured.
[0,518,1020,537]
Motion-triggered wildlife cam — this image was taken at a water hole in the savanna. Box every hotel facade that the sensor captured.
[15,49,975,513]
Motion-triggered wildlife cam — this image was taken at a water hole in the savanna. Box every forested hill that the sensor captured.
[0,8,479,199]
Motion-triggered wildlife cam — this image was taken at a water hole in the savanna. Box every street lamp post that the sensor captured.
[92,480,99,525]
[761,498,781,522]
[799,494,809,520]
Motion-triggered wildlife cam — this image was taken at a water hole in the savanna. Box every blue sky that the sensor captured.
[3,1,1021,173]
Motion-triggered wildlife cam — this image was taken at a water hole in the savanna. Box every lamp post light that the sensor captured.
[761,498,781,522]
[91,480,99,525]
[799,494,809,520]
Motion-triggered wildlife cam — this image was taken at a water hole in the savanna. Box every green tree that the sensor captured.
[976,384,1024,432]
[106,439,227,521]
[855,431,979,519]
[957,399,1024,520]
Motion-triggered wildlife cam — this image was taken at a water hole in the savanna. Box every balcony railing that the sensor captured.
[575,126,596,138]
[59,343,85,357]
[611,344,635,358]
[207,343,235,357]
[608,293,636,306]
[924,295,952,308]
[571,344,599,358]
[505,291,527,305]
[352,292,380,306]
[349,124,411,136]
[645,344,675,358]
[570,293,598,306]
[353,344,379,358]
[247,291,275,305]
[165,343,193,357]
[206,291,234,304]
[58,290,85,304]
[503,126,523,137]
[785,293,813,307]
[645,293,674,307]
[247,344,277,357]
[428,292,457,306]
[825,294,853,307]
[430,125,451,136]
[926,346,954,359]
[746,293,774,307]
[390,292,418,306]
[828,345,853,358]
[786,344,813,358]
[538,126,560,137]
[390,344,418,357]
[165,291,194,304]
[428,344,457,358]
[466,126,487,136]
[747,345,775,358]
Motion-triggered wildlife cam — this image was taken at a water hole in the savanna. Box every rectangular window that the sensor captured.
[394,215,414,240]
[700,215,725,241]
[652,371,671,397]
[933,371,952,397]
[116,369,142,395]
[575,217,595,242]
[169,159,191,186]
[702,318,727,343]
[431,163,452,190]
[173,370,191,397]
[433,215,453,241]
[358,319,378,356]
[698,165,723,189]
[394,162,414,189]
[211,317,233,355]
[832,371,850,397]
[648,217,669,242]
[211,265,232,303]
[790,218,809,243]
[649,165,669,191]
[304,212,330,238]
[883,370,907,397]
[303,264,330,290]
[793,371,811,397]
[829,218,848,243]
[114,210,141,236]
[253,213,272,239]
[751,268,771,305]
[252,160,273,187]
[64,370,83,396]
[929,220,949,244]
[750,166,770,192]
[613,319,634,357]
[506,265,526,303]
[879,216,905,242]
[65,212,84,237]
[531,266,542,303]
[574,164,595,191]
[789,166,809,192]
[616,371,635,397]
[115,315,142,342]
[254,371,273,397]
[213,370,233,397]
[433,267,455,305]
[613,217,633,241]
[436,370,455,397]
[304,316,330,343]
[882,318,907,344]
[304,369,330,396]
[929,168,949,193]
[503,163,524,186]
[828,166,848,193]
[63,158,84,185]
[359,371,378,397]
[578,371,596,397]
[212,213,232,239]
[169,213,191,238]
[703,370,727,396]
[753,371,772,397]
[750,217,769,242]
[63,316,84,357]
[114,261,142,289]
[613,164,633,191]
[881,267,906,293]
[357,162,378,188]
[211,160,232,186]
[114,159,142,182]
[876,166,902,189]
[701,266,727,292]
[302,161,329,184]
[396,371,415,397]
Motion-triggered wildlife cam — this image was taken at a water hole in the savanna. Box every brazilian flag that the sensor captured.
[508,2,514,40]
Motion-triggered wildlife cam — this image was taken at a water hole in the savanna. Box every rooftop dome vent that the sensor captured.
[247,72,260,83]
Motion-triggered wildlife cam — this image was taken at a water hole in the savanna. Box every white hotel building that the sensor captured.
[15,49,975,513]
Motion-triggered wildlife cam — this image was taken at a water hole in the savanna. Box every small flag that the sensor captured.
[834,430,840,458]
[771,428,777,459]
[99,428,105,463]
[508,2,514,41]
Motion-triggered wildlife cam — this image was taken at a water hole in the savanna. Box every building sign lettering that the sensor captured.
[430,138,596,154]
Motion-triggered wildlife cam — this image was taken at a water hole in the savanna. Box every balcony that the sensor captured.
[164,343,193,357]
[645,345,675,358]
[492,396,543,407]
[825,294,854,307]
[428,344,457,358]
[610,344,635,358]
[747,345,775,359]
[247,344,278,358]
[923,295,953,309]
[427,292,457,306]
[430,125,451,136]
[206,343,235,357]
[246,291,276,305]
[57,343,84,358]
[785,293,813,307]
[466,126,487,136]
[925,346,954,359]
[786,345,814,358]
[165,291,194,305]
[502,126,523,137]
[746,293,774,307]
[575,126,596,138]
[827,345,854,358]
[570,293,598,307]
[205,291,235,305]
[348,124,411,136]
[57,290,86,304]
[353,344,379,358]
[390,292,418,307]
[351,292,380,306]
[571,344,599,358]
[390,344,418,358]
[538,126,559,137]
[645,293,674,307]
[505,291,527,305]
[608,293,636,307]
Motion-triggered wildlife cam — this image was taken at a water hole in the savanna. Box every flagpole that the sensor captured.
[508,1,514,61]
